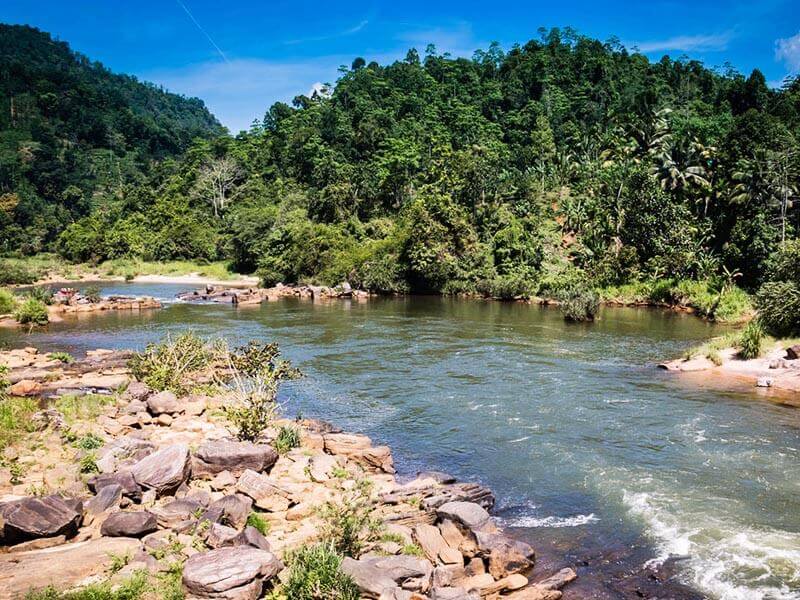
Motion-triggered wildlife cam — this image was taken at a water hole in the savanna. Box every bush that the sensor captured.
[26,286,54,305]
[477,273,537,300]
[558,288,600,322]
[14,298,49,326]
[50,352,74,364]
[273,425,301,454]
[738,320,764,359]
[765,239,800,286]
[756,281,800,337]
[281,543,360,600]
[318,479,381,558]
[0,261,38,285]
[0,288,16,314]
[82,286,102,303]
[129,333,216,393]
[246,511,270,536]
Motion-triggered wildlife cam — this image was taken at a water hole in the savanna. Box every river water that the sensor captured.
[4,283,800,600]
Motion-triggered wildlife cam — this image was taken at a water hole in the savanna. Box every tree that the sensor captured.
[193,157,242,217]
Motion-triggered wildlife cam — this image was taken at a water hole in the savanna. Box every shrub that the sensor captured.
[72,432,104,450]
[26,286,54,305]
[756,281,800,337]
[14,298,49,326]
[318,479,382,558]
[79,452,99,474]
[0,262,37,285]
[477,273,537,300]
[82,286,102,303]
[738,320,765,359]
[558,288,600,322]
[765,239,800,286]
[0,288,16,314]
[129,333,217,393]
[246,511,270,536]
[50,352,74,364]
[281,543,360,600]
[24,569,149,600]
[273,425,301,454]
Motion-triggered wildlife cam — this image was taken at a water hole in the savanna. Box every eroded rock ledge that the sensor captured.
[0,347,576,600]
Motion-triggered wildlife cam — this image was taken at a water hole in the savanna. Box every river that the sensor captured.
[4,282,800,600]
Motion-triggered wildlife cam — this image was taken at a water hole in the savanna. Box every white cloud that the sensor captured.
[630,32,734,53]
[775,31,800,73]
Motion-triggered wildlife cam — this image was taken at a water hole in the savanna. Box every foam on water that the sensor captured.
[505,512,599,528]
[624,490,800,600]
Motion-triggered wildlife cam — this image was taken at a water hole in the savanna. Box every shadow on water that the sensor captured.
[5,285,800,599]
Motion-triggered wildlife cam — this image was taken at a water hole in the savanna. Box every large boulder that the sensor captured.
[235,469,291,512]
[192,440,278,478]
[208,494,253,530]
[101,511,158,538]
[146,390,181,415]
[341,555,433,597]
[85,484,123,516]
[436,502,495,534]
[152,499,202,529]
[0,537,142,597]
[1,495,82,544]
[96,437,155,473]
[88,471,143,502]
[474,532,535,579]
[123,381,151,402]
[323,433,395,474]
[131,444,191,496]
[182,546,282,600]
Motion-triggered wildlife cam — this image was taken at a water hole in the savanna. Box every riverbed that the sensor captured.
[4,282,800,600]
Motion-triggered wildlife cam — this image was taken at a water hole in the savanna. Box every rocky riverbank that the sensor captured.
[177,283,371,305]
[0,345,576,600]
[659,341,800,400]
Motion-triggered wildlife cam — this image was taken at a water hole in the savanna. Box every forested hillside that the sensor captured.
[0,24,224,253]
[6,27,800,320]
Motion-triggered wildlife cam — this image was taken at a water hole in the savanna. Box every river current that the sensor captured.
[4,282,800,599]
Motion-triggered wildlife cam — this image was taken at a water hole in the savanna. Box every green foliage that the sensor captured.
[558,287,600,322]
[0,395,38,452]
[318,479,382,558]
[280,543,360,600]
[82,286,102,303]
[54,394,115,424]
[24,570,149,600]
[273,425,301,454]
[14,298,49,325]
[738,320,765,359]
[756,281,800,337]
[50,352,74,364]
[246,511,270,536]
[79,452,99,474]
[0,262,38,285]
[0,288,16,314]
[26,286,54,305]
[129,333,216,394]
[71,432,104,450]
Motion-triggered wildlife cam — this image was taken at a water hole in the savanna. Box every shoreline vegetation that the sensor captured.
[0,335,580,600]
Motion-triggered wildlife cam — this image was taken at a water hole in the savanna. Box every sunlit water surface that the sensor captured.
[4,283,800,600]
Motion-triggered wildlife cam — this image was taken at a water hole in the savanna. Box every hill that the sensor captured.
[0,24,224,252]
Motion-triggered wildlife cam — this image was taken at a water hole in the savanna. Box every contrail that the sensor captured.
[175,0,229,63]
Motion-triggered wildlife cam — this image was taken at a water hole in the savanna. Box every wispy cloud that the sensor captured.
[775,31,800,73]
[629,31,734,54]
[284,19,369,45]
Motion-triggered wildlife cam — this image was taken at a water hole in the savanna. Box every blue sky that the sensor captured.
[3,0,799,133]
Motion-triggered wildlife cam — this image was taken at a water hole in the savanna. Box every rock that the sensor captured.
[415,523,461,565]
[152,499,202,529]
[96,437,155,473]
[504,588,562,600]
[131,444,191,496]
[234,526,270,551]
[235,469,291,512]
[341,555,433,597]
[308,454,339,481]
[474,532,535,579]
[431,587,479,600]
[1,495,82,544]
[193,440,278,478]
[147,390,180,415]
[9,379,41,396]
[31,409,67,431]
[88,471,143,502]
[436,502,494,534]
[206,523,240,548]
[323,433,395,473]
[432,565,467,588]
[418,471,457,485]
[182,546,282,600]
[769,358,787,369]
[157,413,174,426]
[0,537,142,597]
[8,534,67,553]
[533,568,577,591]
[757,377,773,388]
[123,381,151,402]
[209,494,253,530]
[787,345,800,360]
[101,511,158,537]
[211,470,237,491]
[85,483,123,515]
